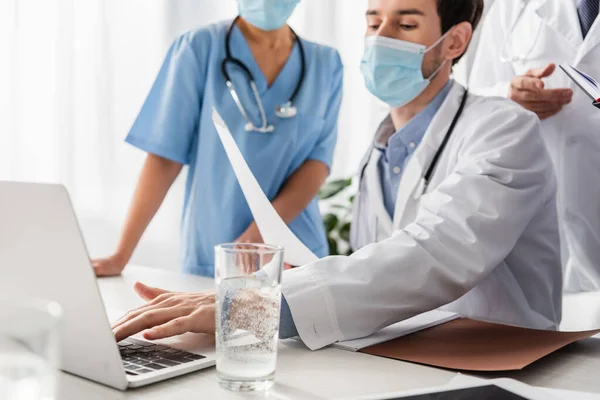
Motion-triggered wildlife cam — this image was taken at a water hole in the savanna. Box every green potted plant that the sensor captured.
[318,178,355,256]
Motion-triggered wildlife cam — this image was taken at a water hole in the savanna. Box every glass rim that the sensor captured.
[215,243,284,255]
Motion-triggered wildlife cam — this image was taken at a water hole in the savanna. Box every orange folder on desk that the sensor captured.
[360,318,600,372]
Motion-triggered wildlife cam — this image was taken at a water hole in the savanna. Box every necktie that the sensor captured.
[578,0,599,38]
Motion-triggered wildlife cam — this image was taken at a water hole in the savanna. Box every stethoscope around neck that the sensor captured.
[359,88,469,200]
[221,16,306,133]
[420,89,468,194]
[353,89,469,245]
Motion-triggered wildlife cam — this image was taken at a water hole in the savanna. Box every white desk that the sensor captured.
[57,266,600,399]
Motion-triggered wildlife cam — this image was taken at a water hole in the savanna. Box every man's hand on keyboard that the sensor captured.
[112,282,216,342]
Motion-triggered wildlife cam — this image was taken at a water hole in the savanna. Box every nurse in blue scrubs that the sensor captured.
[92,0,343,277]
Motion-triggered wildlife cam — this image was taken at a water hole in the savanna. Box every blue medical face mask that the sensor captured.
[238,0,300,31]
[360,32,450,108]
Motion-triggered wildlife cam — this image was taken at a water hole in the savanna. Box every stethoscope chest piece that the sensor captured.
[223,17,306,133]
[275,102,298,118]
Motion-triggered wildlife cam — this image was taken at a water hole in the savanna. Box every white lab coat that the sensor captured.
[469,0,600,292]
[282,82,563,351]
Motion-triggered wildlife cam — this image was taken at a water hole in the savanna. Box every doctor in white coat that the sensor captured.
[469,0,600,293]
[111,0,563,351]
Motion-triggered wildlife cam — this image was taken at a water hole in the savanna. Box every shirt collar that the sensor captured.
[374,80,454,150]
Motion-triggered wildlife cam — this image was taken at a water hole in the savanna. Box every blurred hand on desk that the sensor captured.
[93,254,128,277]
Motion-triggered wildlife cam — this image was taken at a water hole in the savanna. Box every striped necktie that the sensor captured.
[578,0,599,38]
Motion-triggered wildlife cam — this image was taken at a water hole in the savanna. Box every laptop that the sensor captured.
[0,181,216,390]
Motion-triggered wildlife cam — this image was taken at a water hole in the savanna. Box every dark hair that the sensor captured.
[436,0,485,64]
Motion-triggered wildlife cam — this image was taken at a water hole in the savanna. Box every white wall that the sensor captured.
[1,0,496,271]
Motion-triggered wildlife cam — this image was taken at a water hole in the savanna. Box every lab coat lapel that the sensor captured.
[365,149,394,237]
[531,0,550,15]
[392,82,463,230]
[534,0,583,51]
[577,17,600,63]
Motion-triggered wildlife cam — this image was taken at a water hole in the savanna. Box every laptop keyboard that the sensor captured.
[118,337,206,376]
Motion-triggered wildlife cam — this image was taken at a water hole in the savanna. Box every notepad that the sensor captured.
[560,64,600,103]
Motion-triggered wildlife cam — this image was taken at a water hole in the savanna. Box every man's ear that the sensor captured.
[444,21,473,62]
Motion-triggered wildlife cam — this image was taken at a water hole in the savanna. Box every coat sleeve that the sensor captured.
[469,0,517,98]
[281,103,555,350]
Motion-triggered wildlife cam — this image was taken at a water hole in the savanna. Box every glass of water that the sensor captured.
[0,299,61,400]
[214,243,284,392]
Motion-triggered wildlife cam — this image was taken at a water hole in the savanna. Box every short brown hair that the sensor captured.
[436,0,485,64]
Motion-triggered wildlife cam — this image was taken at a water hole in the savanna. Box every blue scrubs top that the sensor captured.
[126,20,344,276]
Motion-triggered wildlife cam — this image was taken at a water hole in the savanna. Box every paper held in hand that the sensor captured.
[212,109,319,267]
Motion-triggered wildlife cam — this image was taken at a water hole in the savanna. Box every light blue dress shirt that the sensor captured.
[279,296,298,339]
[376,81,452,218]
[126,21,343,277]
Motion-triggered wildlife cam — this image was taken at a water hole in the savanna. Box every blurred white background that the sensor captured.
[0,0,494,270]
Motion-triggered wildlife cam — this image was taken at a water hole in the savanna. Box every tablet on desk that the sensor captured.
[361,376,564,400]
[381,385,527,400]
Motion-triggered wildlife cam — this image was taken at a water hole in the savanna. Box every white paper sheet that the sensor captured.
[212,109,319,267]
[332,310,458,351]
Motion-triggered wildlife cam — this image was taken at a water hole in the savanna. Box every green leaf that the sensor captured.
[323,213,339,233]
[328,236,339,256]
[318,178,353,200]
[339,222,351,242]
[348,195,356,204]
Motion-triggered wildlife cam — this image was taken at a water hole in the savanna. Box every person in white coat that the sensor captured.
[469,0,600,293]
[111,0,562,351]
